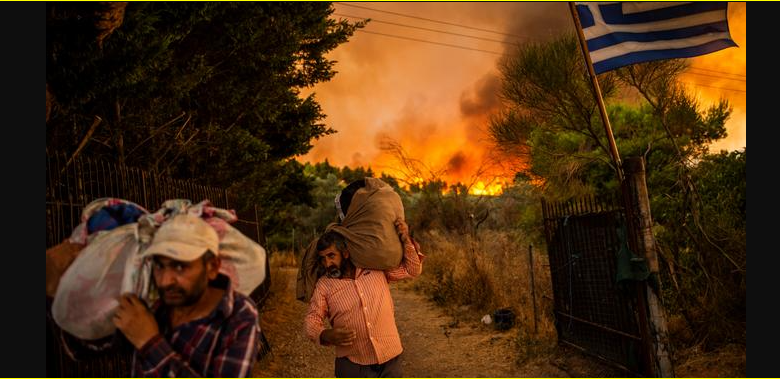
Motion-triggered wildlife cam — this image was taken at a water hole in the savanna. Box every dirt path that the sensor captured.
[390,282,523,377]
[252,267,620,377]
[252,267,331,378]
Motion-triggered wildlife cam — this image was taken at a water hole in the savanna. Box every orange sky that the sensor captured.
[299,2,746,188]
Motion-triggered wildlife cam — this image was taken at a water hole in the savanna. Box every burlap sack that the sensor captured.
[296,177,404,302]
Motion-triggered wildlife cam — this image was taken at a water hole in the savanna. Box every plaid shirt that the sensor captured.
[304,238,424,365]
[133,275,260,377]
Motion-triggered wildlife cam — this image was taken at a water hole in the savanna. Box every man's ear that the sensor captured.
[341,249,349,259]
[206,256,221,280]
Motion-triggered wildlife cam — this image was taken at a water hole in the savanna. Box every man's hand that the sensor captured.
[113,293,160,349]
[320,328,356,346]
[394,218,411,244]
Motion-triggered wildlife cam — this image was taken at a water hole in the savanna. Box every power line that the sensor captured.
[351,29,750,86]
[336,5,747,82]
[355,30,502,55]
[334,13,519,46]
[335,3,748,81]
[341,16,746,91]
[335,2,526,40]
[680,81,746,93]
[689,66,746,78]
[683,70,746,82]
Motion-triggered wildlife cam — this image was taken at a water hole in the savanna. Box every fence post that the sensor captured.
[623,156,674,378]
[528,243,538,335]
[254,204,262,244]
[141,171,149,208]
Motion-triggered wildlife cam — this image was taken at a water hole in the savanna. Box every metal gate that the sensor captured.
[541,196,646,374]
[46,150,271,377]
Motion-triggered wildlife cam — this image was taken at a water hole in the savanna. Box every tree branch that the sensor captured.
[61,115,103,175]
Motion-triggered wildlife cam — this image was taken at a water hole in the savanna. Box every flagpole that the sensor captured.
[569,3,657,377]
[568,2,624,183]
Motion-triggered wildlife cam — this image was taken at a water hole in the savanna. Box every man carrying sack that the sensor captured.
[296,177,408,303]
[303,215,423,377]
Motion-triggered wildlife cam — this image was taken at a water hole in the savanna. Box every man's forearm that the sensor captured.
[304,313,326,345]
[386,238,424,280]
[304,286,328,345]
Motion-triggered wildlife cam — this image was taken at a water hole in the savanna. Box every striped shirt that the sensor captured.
[304,238,424,365]
[133,275,260,377]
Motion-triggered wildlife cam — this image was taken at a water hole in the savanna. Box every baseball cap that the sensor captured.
[141,214,219,261]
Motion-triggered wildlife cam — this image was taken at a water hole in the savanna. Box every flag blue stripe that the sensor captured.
[587,21,730,52]
[593,39,737,74]
[599,2,728,25]
[576,4,595,28]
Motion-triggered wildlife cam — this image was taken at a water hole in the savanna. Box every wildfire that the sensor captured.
[470,181,503,196]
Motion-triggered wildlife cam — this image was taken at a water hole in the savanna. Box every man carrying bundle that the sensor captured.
[114,214,260,377]
[301,178,424,377]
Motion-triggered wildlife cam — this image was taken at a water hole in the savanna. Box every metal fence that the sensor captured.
[46,150,238,246]
[541,196,644,374]
[46,150,271,377]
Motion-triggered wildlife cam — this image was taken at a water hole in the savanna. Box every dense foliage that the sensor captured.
[46,2,364,237]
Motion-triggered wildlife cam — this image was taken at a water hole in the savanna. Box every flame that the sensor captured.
[470,181,504,196]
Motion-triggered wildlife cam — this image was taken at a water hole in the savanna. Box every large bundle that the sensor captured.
[52,223,147,340]
[51,199,267,341]
[296,177,404,302]
[51,198,151,341]
[193,201,267,296]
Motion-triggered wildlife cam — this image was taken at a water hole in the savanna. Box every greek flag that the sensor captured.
[575,2,737,74]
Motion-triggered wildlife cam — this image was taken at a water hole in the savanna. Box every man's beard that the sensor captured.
[157,272,208,307]
[326,260,347,278]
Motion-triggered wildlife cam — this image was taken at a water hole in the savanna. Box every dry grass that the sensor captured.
[411,229,558,361]
[674,342,746,377]
[268,248,299,269]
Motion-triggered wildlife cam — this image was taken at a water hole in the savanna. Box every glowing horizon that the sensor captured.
[298,2,746,195]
